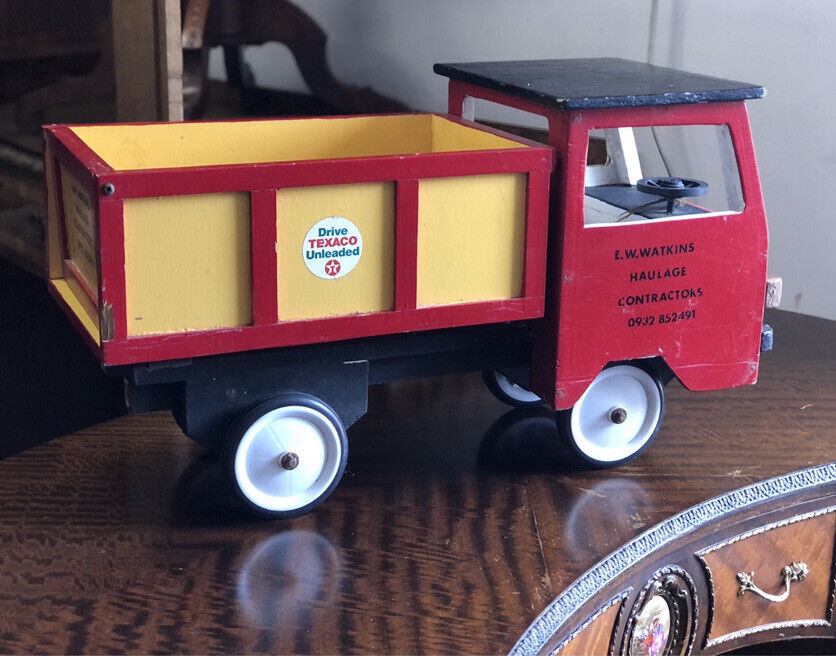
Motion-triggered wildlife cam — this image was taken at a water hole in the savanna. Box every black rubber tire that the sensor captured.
[224,393,348,519]
[482,369,543,408]
[556,363,666,469]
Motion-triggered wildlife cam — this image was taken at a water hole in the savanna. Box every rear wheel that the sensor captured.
[226,394,347,519]
[558,364,665,468]
[483,369,543,407]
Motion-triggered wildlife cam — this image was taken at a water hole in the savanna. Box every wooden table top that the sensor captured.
[0,309,833,654]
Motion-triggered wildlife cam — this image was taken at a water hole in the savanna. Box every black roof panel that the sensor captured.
[433,58,764,110]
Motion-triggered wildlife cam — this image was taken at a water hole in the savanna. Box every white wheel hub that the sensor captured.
[570,365,662,463]
[234,405,343,512]
[493,371,542,404]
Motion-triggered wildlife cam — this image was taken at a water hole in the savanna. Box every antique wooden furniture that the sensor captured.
[0,0,182,276]
[181,0,408,118]
[0,302,832,654]
[9,0,183,129]
[516,466,835,655]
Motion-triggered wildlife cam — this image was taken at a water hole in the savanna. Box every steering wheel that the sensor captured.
[636,177,709,214]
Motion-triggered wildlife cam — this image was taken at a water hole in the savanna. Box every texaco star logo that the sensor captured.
[324,259,341,277]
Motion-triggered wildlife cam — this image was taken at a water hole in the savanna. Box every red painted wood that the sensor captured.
[101,148,550,200]
[100,297,544,366]
[447,80,769,406]
[394,180,419,311]
[47,125,114,176]
[530,111,571,408]
[55,111,442,129]
[531,102,768,408]
[448,80,567,142]
[97,199,127,341]
[448,80,560,123]
[447,81,468,116]
[522,171,550,299]
[46,132,101,221]
[250,190,279,325]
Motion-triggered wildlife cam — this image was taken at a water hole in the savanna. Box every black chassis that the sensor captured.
[114,322,534,450]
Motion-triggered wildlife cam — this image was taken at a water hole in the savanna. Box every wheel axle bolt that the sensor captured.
[280,452,300,470]
[609,407,628,424]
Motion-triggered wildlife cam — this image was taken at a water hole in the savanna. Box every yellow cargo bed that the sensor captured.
[44,113,553,365]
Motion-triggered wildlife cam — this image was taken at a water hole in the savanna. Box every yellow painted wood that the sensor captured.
[124,192,252,335]
[70,115,525,170]
[417,173,526,307]
[51,279,100,344]
[60,165,99,289]
[64,274,100,333]
[429,115,523,152]
[277,183,394,320]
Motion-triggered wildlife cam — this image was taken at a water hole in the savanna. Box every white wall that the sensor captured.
[211,0,836,319]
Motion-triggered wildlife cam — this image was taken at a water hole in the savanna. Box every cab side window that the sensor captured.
[583,125,744,226]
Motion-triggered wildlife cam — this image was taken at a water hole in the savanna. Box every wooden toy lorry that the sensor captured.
[44,59,780,518]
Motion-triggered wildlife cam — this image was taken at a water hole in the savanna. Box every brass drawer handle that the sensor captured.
[736,562,809,602]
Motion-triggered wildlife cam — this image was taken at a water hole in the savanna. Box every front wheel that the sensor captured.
[225,394,348,519]
[483,370,543,407]
[558,364,665,468]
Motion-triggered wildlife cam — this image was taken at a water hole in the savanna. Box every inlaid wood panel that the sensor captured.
[699,509,836,644]
[554,596,624,656]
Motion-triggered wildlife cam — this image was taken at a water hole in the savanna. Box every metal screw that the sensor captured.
[101,182,115,196]
[609,407,628,424]
[280,452,299,471]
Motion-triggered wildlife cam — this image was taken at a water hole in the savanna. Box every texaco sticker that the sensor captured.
[302,216,363,279]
